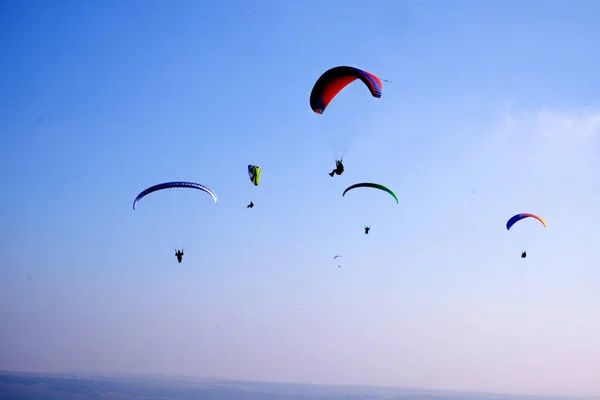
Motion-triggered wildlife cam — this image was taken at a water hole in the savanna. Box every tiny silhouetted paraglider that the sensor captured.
[175,250,184,263]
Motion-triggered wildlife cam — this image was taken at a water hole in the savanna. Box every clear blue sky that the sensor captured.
[1,0,600,396]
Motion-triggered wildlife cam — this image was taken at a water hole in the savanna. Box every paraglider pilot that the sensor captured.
[329,160,344,177]
[247,201,254,209]
[175,249,184,263]
[364,225,371,234]
[521,250,527,258]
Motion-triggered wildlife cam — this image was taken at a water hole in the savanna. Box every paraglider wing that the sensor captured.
[506,213,547,230]
[248,165,262,186]
[342,183,399,204]
[310,66,383,114]
[133,181,218,210]
[333,255,342,260]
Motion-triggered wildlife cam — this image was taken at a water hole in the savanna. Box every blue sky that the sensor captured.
[1,0,600,396]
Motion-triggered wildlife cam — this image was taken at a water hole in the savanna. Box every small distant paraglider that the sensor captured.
[132,181,218,263]
[342,183,398,234]
[247,165,262,208]
[506,213,547,259]
[175,249,184,263]
[334,255,342,267]
[310,66,384,177]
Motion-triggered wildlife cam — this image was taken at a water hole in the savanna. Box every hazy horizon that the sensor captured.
[1,369,598,400]
[1,0,599,397]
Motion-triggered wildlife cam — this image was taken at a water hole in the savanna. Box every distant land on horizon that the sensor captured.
[0,370,597,400]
